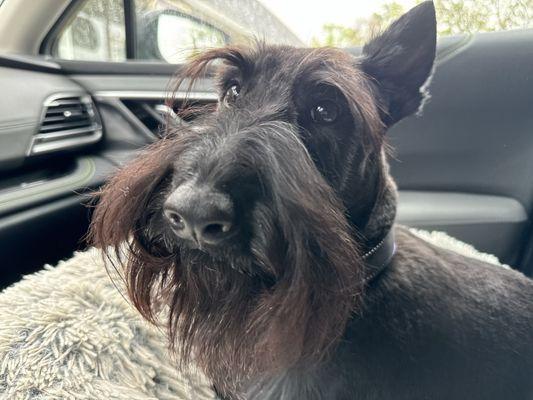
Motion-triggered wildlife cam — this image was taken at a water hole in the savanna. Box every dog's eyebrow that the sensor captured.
[182,47,253,79]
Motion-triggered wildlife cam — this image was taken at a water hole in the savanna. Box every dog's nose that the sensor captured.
[163,184,234,246]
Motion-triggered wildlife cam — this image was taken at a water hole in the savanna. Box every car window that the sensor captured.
[54,0,533,63]
[306,0,533,47]
[134,1,229,63]
[55,0,302,63]
[57,0,126,62]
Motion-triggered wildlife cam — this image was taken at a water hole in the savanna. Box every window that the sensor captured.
[53,0,533,62]
[134,2,228,63]
[306,0,533,47]
[54,0,301,63]
[57,0,126,62]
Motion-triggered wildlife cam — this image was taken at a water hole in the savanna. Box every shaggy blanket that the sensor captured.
[0,229,508,399]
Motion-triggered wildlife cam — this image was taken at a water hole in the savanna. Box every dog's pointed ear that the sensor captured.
[361,1,437,126]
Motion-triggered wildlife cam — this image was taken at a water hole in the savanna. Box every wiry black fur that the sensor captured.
[90,2,533,399]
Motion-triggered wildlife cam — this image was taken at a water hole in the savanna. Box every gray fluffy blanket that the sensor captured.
[0,229,507,399]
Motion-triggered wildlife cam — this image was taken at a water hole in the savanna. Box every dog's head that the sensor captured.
[90,1,436,392]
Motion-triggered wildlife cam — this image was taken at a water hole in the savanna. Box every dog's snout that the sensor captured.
[163,183,235,246]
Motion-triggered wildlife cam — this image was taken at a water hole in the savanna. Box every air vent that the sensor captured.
[28,94,102,155]
[121,98,216,138]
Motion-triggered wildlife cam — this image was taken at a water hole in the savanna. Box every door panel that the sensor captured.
[389,31,533,209]
[0,196,90,287]
[377,30,533,267]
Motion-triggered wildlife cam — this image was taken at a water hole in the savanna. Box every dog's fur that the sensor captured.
[90,2,533,399]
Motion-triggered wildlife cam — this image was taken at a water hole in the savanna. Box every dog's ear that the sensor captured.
[361,1,437,126]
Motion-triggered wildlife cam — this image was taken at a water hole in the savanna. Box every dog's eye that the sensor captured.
[223,84,241,106]
[310,100,339,124]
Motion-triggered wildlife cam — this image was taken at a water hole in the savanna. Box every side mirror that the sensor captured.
[137,10,229,63]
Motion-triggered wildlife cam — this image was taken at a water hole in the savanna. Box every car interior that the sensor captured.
[0,0,532,292]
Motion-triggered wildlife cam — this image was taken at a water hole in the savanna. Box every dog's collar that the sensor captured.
[362,228,396,283]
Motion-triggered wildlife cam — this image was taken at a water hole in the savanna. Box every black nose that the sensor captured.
[163,183,234,246]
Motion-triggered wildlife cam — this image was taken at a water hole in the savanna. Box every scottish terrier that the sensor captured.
[90,2,533,399]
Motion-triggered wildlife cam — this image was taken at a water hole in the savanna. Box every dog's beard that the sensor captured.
[90,122,365,397]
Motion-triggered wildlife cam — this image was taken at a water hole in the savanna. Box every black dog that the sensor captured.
[91,2,533,399]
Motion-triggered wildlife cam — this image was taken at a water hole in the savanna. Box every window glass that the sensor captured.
[135,1,229,63]
[54,0,533,62]
[301,0,533,47]
[133,0,301,63]
[57,0,126,61]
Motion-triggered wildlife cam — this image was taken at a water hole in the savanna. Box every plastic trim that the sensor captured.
[28,92,103,156]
